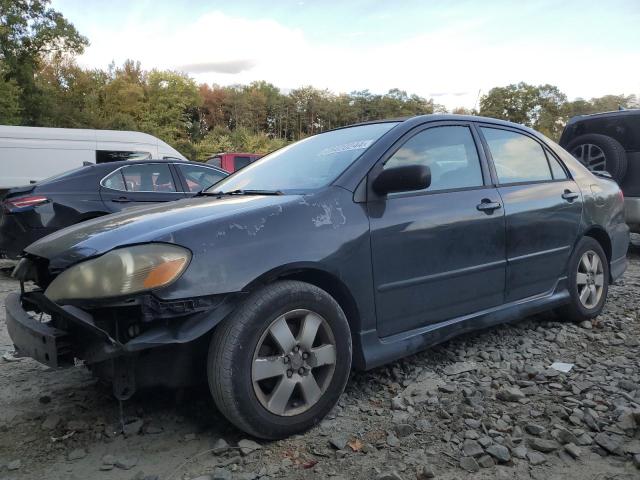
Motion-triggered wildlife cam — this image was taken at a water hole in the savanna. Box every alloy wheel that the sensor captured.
[576,250,605,309]
[251,309,337,416]
[571,143,607,172]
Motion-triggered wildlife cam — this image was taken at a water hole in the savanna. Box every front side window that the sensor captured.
[103,164,177,192]
[96,151,152,163]
[177,164,226,192]
[207,122,398,193]
[383,126,483,193]
[481,128,552,184]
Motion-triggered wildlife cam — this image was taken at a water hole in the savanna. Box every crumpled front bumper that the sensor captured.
[5,291,120,368]
[5,288,243,369]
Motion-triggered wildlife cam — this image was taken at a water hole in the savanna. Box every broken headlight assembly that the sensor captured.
[44,244,191,303]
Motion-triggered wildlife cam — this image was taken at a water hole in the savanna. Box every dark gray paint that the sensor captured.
[15,115,630,373]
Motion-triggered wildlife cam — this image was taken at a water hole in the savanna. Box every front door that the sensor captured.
[479,126,583,301]
[369,124,507,338]
[99,163,186,212]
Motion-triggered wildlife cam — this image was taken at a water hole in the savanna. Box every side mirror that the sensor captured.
[372,164,431,195]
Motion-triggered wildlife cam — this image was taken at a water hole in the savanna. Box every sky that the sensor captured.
[52,0,640,110]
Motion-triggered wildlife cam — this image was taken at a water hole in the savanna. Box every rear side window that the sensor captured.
[177,164,226,192]
[233,156,252,170]
[103,164,177,192]
[383,125,483,193]
[102,170,126,190]
[481,128,552,184]
[96,151,152,163]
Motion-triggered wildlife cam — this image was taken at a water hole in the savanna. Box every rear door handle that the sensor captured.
[476,199,502,213]
[561,190,579,201]
[112,197,132,203]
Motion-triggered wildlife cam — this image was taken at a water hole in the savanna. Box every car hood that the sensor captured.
[25,194,299,269]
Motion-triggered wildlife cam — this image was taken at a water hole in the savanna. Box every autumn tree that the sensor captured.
[0,0,88,124]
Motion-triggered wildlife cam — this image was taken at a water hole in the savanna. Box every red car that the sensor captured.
[206,152,261,172]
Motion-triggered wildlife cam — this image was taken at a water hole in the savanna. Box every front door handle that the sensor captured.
[561,190,579,201]
[476,199,502,213]
[112,197,132,203]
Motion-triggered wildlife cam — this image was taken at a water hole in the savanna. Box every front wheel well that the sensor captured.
[247,268,362,337]
[279,270,361,334]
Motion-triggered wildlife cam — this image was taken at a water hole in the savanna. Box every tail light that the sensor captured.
[3,195,49,211]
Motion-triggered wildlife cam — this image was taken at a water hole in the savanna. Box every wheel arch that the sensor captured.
[243,263,363,344]
[582,226,613,280]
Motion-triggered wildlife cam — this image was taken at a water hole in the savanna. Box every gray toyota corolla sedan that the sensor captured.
[6,115,629,439]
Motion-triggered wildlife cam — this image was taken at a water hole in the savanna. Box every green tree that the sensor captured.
[479,82,567,139]
[143,70,201,150]
[0,60,21,123]
[35,55,107,128]
[0,0,88,124]
[565,94,638,118]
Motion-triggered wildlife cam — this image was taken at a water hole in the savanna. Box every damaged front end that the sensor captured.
[6,254,243,400]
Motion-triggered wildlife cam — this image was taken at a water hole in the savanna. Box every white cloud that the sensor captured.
[77,11,640,110]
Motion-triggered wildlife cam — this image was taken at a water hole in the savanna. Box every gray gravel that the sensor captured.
[0,243,639,479]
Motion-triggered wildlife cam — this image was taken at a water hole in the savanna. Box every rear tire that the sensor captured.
[566,133,628,182]
[208,280,352,439]
[558,236,609,322]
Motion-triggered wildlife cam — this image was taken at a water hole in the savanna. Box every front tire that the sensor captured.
[558,237,609,322]
[208,280,352,439]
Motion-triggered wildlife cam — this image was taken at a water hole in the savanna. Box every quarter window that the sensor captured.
[103,164,177,192]
[546,151,568,179]
[102,170,126,190]
[383,126,483,193]
[177,164,226,192]
[481,128,552,184]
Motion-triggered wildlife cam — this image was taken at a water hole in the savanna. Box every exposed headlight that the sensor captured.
[44,244,191,303]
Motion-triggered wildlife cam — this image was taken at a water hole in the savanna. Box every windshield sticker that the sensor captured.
[319,139,373,156]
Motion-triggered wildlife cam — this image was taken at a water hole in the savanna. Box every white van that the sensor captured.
[0,126,186,190]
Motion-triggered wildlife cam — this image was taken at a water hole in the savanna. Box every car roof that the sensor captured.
[333,114,542,136]
[209,152,261,157]
[566,108,640,125]
[69,159,228,177]
[92,158,221,169]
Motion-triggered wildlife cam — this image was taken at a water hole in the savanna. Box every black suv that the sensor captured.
[560,109,640,233]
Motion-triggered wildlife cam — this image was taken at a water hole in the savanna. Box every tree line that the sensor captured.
[1,1,638,160]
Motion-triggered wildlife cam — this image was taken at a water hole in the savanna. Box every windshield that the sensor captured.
[207,122,398,193]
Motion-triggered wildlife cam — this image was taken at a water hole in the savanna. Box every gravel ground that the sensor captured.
[0,242,639,480]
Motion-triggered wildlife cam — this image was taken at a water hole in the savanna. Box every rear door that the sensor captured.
[478,125,583,301]
[368,123,507,337]
[99,163,186,212]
